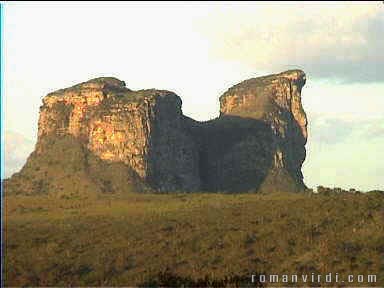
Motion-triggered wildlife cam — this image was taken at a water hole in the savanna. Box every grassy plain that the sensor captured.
[4,191,384,286]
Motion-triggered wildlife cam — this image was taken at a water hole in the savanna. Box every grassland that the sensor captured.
[4,191,384,287]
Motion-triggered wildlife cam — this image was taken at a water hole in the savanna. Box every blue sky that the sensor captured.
[3,2,384,191]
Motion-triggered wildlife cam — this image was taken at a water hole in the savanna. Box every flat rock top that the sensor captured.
[46,77,178,103]
[47,77,127,96]
[220,69,306,100]
[43,70,306,110]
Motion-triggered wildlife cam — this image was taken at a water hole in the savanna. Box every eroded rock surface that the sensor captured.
[216,70,307,192]
[6,70,308,194]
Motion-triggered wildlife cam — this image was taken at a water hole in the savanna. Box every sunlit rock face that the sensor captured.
[37,78,126,141]
[9,70,307,194]
[35,78,201,192]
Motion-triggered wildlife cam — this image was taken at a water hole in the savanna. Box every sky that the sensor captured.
[3,1,384,191]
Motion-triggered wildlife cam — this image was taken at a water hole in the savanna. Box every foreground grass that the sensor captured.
[4,192,384,286]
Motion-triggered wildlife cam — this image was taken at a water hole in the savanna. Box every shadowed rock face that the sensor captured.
[6,70,308,195]
[217,70,307,192]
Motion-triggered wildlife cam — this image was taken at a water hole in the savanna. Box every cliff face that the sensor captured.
[6,70,308,195]
[34,77,201,193]
[216,70,307,192]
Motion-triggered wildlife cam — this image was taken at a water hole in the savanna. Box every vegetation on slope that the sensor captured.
[4,135,147,196]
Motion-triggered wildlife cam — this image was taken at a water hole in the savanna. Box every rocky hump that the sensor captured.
[6,70,308,195]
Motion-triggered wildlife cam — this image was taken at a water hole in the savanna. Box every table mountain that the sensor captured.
[5,70,308,195]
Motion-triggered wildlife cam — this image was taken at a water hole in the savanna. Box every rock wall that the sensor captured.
[34,78,201,192]
[216,70,307,192]
[7,70,308,194]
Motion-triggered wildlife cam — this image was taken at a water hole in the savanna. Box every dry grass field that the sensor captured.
[4,191,384,286]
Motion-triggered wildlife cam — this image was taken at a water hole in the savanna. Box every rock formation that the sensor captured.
[212,70,307,192]
[5,70,308,195]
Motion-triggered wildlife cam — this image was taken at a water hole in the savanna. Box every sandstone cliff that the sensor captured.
[6,70,308,195]
[215,70,307,192]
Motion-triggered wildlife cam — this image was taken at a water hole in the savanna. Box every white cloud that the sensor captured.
[197,2,384,82]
